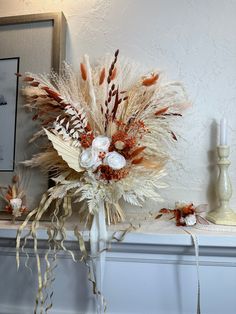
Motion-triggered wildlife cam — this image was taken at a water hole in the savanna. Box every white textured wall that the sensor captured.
[1,0,236,210]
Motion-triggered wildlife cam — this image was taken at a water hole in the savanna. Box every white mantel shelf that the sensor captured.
[0,219,236,254]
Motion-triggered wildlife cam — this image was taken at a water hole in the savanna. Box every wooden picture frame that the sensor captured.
[0,12,66,220]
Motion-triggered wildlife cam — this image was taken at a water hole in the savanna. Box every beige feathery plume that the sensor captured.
[83,54,102,133]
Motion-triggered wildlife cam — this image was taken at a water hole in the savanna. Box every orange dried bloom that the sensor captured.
[182,203,195,216]
[111,130,137,158]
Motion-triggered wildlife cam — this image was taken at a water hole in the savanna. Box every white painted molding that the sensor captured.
[0,304,81,314]
[1,236,236,268]
[1,224,236,314]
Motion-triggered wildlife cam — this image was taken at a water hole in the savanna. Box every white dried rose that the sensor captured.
[10,198,23,217]
[92,136,111,152]
[104,151,126,170]
[80,148,101,169]
[184,214,197,226]
[10,198,22,211]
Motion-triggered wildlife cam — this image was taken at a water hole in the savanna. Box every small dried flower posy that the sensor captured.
[0,175,27,220]
[157,202,208,226]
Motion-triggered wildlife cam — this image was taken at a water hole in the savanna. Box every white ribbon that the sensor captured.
[90,200,107,313]
[183,228,201,314]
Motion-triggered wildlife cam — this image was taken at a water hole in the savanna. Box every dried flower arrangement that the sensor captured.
[0,174,28,221]
[16,50,189,312]
[157,202,208,226]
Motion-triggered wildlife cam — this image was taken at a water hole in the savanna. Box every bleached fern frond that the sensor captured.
[122,191,143,207]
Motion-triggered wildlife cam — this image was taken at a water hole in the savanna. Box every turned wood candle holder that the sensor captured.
[207,146,236,225]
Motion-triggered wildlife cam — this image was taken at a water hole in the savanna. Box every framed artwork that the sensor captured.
[0,12,66,219]
[0,57,19,172]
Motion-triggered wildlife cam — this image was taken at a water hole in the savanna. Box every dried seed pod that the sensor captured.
[99,68,106,85]
[130,146,146,159]
[24,76,34,82]
[110,68,117,81]
[132,157,144,164]
[30,82,40,87]
[12,175,19,183]
[115,49,119,57]
[80,63,87,81]
[142,74,159,86]
[155,107,169,116]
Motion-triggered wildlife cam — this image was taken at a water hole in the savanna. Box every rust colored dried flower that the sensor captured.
[112,130,128,144]
[181,203,195,216]
[80,133,94,148]
[97,164,129,181]
[110,130,139,161]
[112,131,136,149]
[115,119,126,128]
[125,137,136,149]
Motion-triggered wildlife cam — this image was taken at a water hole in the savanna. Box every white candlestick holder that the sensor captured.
[207,146,236,225]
